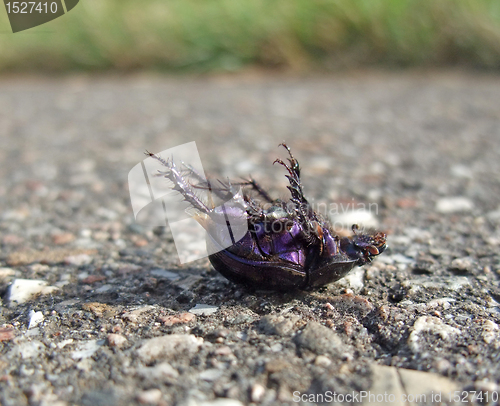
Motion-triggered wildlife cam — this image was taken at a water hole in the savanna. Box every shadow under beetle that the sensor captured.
[148,143,386,291]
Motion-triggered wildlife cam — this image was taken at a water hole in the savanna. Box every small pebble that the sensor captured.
[159,312,195,326]
[65,254,93,266]
[258,314,297,336]
[0,326,16,341]
[251,383,265,402]
[0,267,16,280]
[334,267,364,290]
[450,257,474,272]
[137,334,203,363]
[2,235,24,245]
[403,276,470,292]
[81,275,106,284]
[8,279,59,307]
[333,210,378,229]
[137,362,179,380]
[294,321,345,356]
[95,284,113,293]
[56,339,74,349]
[137,389,162,405]
[52,232,75,245]
[199,368,223,381]
[28,310,44,329]
[189,304,218,316]
[270,343,283,352]
[11,341,45,359]
[71,340,104,360]
[450,164,473,179]
[150,268,180,280]
[107,334,127,348]
[214,346,232,356]
[314,355,332,367]
[436,197,474,213]
[480,320,499,344]
[82,302,116,317]
[408,316,461,351]
[122,305,155,322]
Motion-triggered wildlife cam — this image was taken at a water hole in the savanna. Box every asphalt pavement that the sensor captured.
[1,70,500,406]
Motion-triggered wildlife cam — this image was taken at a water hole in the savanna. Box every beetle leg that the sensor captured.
[232,177,274,203]
[174,163,229,205]
[273,143,321,241]
[146,151,211,214]
[273,143,307,205]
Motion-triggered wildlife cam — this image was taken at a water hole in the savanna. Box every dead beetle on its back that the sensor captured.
[148,143,386,291]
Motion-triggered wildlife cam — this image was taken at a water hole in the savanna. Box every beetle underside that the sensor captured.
[147,143,386,291]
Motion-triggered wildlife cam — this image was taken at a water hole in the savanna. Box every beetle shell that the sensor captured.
[206,210,385,291]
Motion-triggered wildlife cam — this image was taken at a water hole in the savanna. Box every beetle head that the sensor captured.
[340,225,387,265]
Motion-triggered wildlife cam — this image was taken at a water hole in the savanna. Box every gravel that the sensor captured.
[1,71,500,405]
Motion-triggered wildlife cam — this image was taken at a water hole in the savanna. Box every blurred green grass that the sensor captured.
[1,0,500,72]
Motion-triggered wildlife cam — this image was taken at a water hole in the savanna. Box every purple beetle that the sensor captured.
[148,143,386,291]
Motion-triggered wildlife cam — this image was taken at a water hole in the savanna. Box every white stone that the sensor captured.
[71,339,104,360]
[107,333,128,348]
[8,279,59,307]
[251,383,266,402]
[122,305,156,322]
[76,358,93,372]
[408,316,461,351]
[57,339,74,349]
[366,365,460,406]
[403,276,470,293]
[333,210,378,229]
[334,267,365,290]
[436,197,474,213]
[137,389,162,404]
[10,340,45,359]
[137,334,203,363]
[176,275,204,290]
[189,304,219,316]
[0,267,15,280]
[450,164,473,179]
[65,254,93,266]
[450,257,474,271]
[367,365,406,406]
[314,355,332,367]
[25,328,40,337]
[95,284,113,293]
[150,269,179,280]
[427,298,456,310]
[270,343,283,352]
[398,368,459,403]
[28,310,44,329]
[199,368,223,381]
[486,208,500,223]
[480,320,499,344]
[137,362,179,380]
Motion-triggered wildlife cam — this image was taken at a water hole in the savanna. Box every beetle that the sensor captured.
[147,143,386,291]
